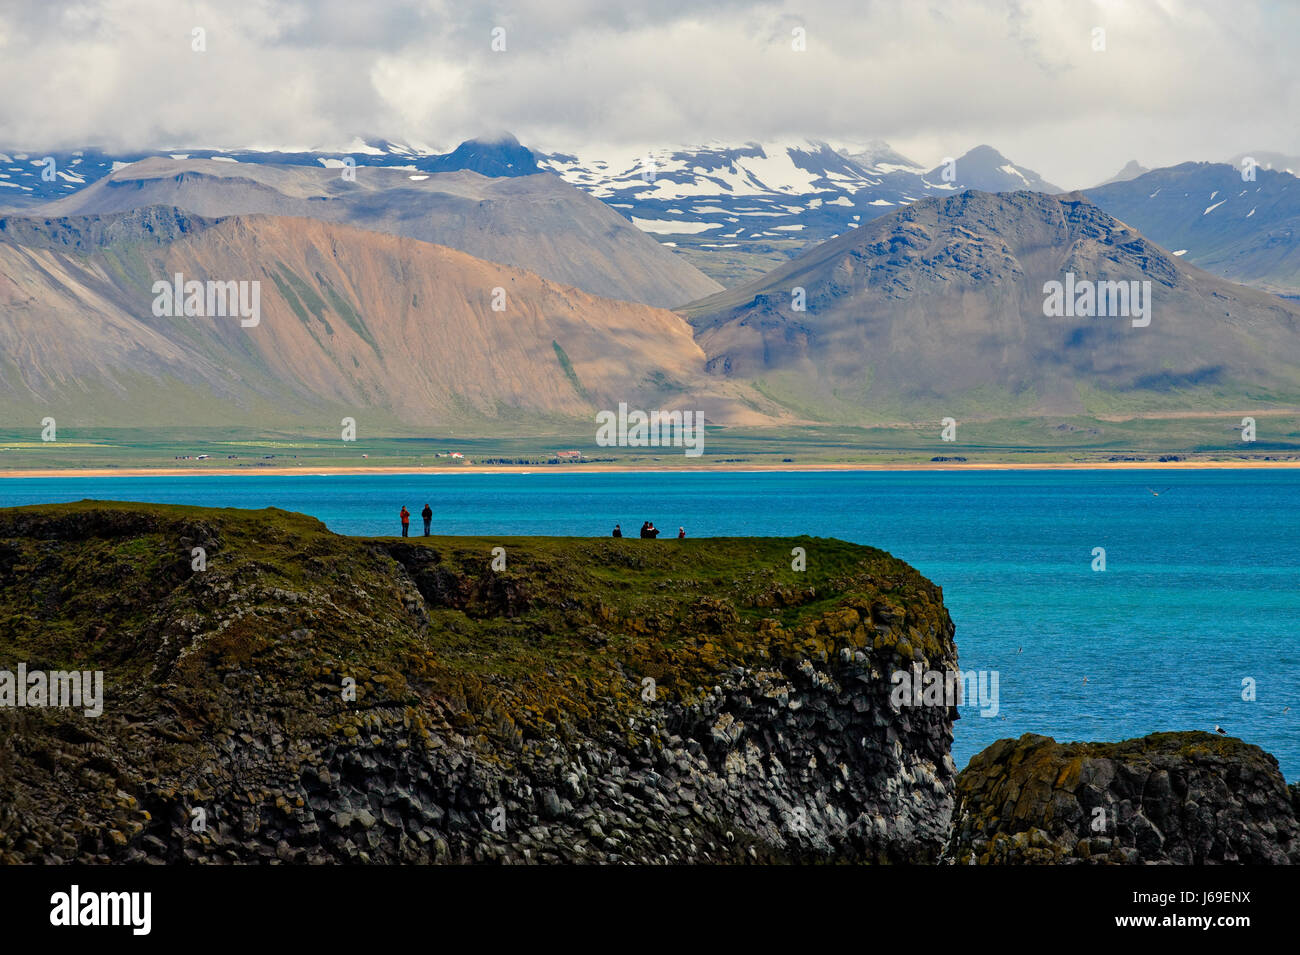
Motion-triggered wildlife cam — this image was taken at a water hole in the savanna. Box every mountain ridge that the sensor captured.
[1088,161,1300,296]
[0,206,771,430]
[21,156,722,308]
[681,189,1300,421]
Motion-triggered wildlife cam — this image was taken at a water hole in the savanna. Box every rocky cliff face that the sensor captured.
[948,732,1300,864]
[0,502,957,864]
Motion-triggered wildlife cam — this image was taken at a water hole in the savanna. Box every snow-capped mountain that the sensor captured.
[536,140,1062,244]
[0,148,149,206]
[0,139,447,209]
[1088,161,1300,296]
[837,139,926,175]
[535,140,1061,282]
[422,132,538,177]
[921,144,1062,194]
[533,139,941,284]
[535,139,924,248]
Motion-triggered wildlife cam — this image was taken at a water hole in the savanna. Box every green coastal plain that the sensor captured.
[3,412,1299,473]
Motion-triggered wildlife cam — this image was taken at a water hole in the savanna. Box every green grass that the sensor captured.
[550,340,591,403]
[3,409,1299,473]
[664,235,808,289]
[316,271,379,352]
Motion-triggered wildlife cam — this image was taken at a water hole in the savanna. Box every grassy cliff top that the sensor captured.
[0,500,954,754]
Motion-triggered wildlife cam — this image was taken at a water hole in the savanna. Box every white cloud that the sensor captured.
[0,0,1296,189]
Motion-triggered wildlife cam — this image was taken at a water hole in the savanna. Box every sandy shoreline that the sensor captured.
[3,460,1299,478]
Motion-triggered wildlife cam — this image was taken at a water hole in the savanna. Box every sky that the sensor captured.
[1,0,1297,189]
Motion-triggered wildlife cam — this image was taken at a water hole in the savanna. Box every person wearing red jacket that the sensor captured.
[400,506,410,537]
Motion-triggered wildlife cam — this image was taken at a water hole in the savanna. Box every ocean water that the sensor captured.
[2,469,1296,780]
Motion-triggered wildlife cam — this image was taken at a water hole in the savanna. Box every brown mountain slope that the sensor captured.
[682,190,1300,422]
[30,158,723,308]
[0,207,772,430]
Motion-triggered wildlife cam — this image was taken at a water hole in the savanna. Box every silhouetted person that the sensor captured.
[422,504,432,536]
[646,522,660,539]
[612,524,622,538]
[678,527,685,539]
[400,506,410,537]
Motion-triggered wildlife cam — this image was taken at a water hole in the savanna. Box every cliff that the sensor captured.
[0,501,956,864]
[5,501,1295,865]
[948,732,1300,864]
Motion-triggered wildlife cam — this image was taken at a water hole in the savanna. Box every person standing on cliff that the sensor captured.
[678,527,685,539]
[400,506,410,537]
[421,503,432,536]
[612,523,622,538]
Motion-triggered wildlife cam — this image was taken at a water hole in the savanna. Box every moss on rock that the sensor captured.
[949,732,1300,864]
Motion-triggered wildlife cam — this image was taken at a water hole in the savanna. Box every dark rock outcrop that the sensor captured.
[948,732,1300,864]
[0,205,219,252]
[426,133,541,178]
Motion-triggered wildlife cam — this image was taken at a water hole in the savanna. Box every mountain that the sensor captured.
[681,190,1300,423]
[838,140,925,175]
[536,138,909,234]
[1,148,144,207]
[922,145,1061,194]
[1088,161,1300,296]
[423,132,540,177]
[536,138,926,286]
[537,140,1064,285]
[3,136,1065,289]
[0,140,443,209]
[1094,160,1149,187]
[0,207,767,429]
[23,156,722,307]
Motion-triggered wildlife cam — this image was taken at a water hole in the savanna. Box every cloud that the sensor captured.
[0,0,1296,188]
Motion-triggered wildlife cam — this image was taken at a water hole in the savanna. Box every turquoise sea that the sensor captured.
[2,469,1296,779]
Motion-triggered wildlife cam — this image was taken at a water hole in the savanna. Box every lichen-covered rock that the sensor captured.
[947,732,1300,865]
[0,501,958,864]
